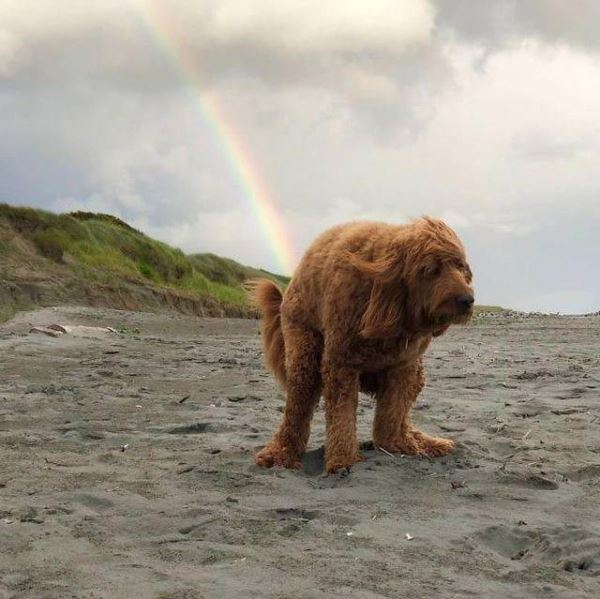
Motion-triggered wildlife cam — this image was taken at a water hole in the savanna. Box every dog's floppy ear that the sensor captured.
[347,239,410,339]
[359,279,408,338]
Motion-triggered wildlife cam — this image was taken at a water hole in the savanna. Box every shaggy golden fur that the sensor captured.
[249,217,474,473]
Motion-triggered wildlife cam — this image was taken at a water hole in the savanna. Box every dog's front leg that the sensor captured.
[372,361,423,455]
[373,359,454,457]
[322,361,361,474]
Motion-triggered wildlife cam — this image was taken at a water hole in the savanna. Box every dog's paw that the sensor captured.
[255,444,303,470]
[325,453,363,475]
[413,431,455,457]
[374,435,423,456]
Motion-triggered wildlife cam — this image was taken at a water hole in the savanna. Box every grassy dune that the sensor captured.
[0,204,288,320]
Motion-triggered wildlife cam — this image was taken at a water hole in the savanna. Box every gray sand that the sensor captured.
[1,306,599,598]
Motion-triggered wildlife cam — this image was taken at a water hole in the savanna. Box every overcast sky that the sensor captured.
[1,1,599,313]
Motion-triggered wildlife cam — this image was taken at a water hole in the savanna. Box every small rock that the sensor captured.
[450,480,467,490]
[29,326,63,338]
[47,324,68,333]
[18,507,44,524]
[177,465,195,474]
[218,357,238,365]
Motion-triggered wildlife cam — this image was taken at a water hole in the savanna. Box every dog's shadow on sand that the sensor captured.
[301,447,326,476]
[301,441,380,477]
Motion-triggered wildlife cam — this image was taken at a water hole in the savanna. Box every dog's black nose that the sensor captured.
[456,294,475,311]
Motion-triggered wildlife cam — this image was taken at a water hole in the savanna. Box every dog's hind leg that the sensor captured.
[373,359,454,457]
[255,326,322,469]
[322,358,361,474]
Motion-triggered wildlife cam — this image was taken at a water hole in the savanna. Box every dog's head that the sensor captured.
[352,217,474,339]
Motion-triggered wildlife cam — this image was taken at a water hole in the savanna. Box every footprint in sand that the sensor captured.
[474,524,600,574]
[565,464,600,483]
[270,507,320,521]
[166,422,220,434]
[497,471,559,490]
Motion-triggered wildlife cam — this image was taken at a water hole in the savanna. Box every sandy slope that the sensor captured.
[1,306,599,598]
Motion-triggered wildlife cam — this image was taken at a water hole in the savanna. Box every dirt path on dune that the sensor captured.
[1,306,599,598]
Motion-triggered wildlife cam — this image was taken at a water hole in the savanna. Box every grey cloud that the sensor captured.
[1,0,449,134]
[2,2,435,86]
[0,83,242,226]
[434,0,600,52]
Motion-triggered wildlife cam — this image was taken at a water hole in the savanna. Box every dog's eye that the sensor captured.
[465,265,473,281]
[424,263,441,277]
[456,260,473,281]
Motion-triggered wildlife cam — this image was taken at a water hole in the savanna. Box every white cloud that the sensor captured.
[206,0,434,51]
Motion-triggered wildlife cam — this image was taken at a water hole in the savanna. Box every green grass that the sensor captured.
[0,302,34,325]
[189,252,289,287]
[0,305,17,324]
[473,305,507,314]
[0,204,288,313]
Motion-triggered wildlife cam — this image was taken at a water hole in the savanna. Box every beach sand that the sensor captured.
[1,306,599,598]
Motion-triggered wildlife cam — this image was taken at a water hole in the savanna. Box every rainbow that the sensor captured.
[129,0,296,274]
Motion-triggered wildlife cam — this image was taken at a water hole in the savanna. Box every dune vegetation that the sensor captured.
[0,204,288,321]
[473,305,507,315]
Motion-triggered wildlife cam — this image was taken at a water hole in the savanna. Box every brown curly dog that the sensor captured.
[249,217,474,474]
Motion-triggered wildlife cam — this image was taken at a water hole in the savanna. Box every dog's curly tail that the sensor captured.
[247,279,286,387]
